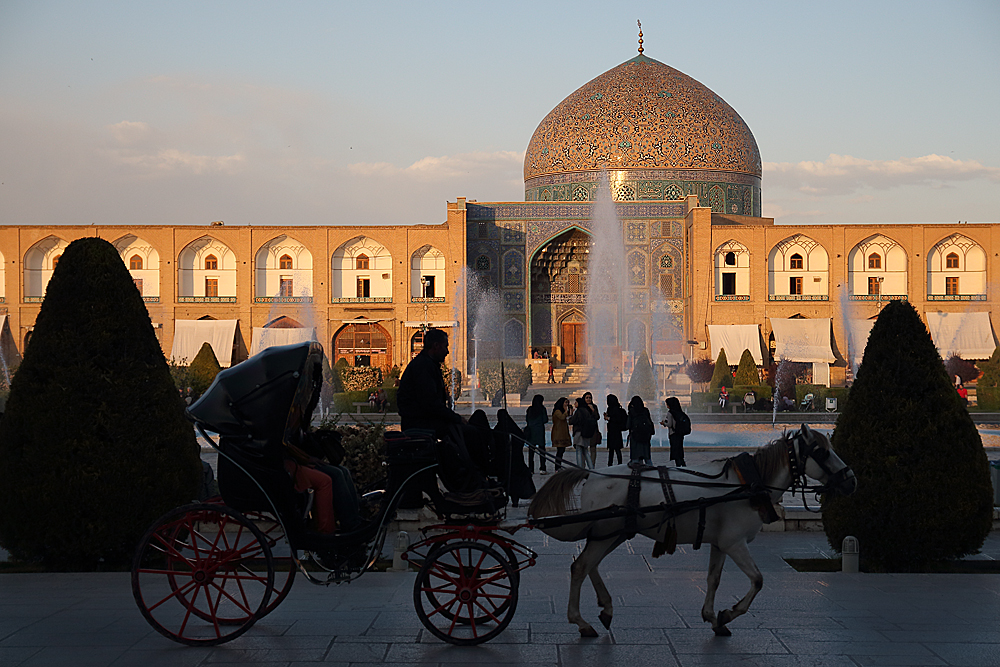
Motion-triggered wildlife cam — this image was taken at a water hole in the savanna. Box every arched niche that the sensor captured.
[331,236,392,300]
[332,320,392,368]
[714,240,750,299]
[177,236,237,300]
[768,234,828,299]
[927,233,986,299]
[254,235,313,301]
[411,245,445,299]
[848,234,907,299]
[114,234,160,300]
[23,236,68,299]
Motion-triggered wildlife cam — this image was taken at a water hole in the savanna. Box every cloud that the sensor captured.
[349,151,523,182]
[764,154,1000,196]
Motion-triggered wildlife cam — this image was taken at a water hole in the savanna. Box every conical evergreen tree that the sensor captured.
[627,351,656,402]
[733,349,759,386]
[0,238,200,570]
[708,348,733,389]
[823,300,992,571]
[188,341,222,396]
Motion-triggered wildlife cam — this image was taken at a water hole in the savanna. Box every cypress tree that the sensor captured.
[188,341,222,396]
[708,348,733,389]
[733,349,759,387]
[0,238,201,570]
[627,351,656,402]
[823,301,992,571]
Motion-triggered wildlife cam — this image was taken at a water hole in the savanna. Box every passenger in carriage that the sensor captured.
[284,428,363,534]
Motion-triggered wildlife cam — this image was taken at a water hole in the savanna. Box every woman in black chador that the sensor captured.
[494,409,536,508]
[603,394,628,466]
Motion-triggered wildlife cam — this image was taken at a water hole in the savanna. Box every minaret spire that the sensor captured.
[637,20,644,55]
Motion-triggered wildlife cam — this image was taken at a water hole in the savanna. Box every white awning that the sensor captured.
[769,318,836,363]
[250,327,317,357]
[707,324,763,365]
[926,311,996,360]
[0,315,21,370]
[170,320,239,367]
[403,320,459,328]
[653,354,686,366]
[847,319,876,366]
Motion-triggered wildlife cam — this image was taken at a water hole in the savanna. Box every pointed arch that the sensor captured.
[768,234,829,300]
[178,236,237,301]
[714,239,750,299]
[927,233,986,299]
[114,234,160,300]
[411,245,446,299]
[331,236,393,301]
[24,235,69,300]
[254,235,313,301]
[847,234,907,299]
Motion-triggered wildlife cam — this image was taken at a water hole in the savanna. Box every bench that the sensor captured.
[350,401,394,415]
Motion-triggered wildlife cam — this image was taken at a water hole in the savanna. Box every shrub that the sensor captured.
[733,384,772,401]
[733,349,759,386]
[334,423,386,492]
[442,366,463,400]
[627,351,657,402]
[823,301,992,571]
[0,238,201,570]
[685,358,715,388]
[188,342,222,397]
[477,361,531,400]
[977,347,1000,387]
[339,365,383,392]
[945,355,979,385]
[708,349,732,389]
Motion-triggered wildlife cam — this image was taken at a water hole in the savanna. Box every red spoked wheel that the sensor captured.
[131,503,274,646]
[413,540,518,645]
[241,510,296,619]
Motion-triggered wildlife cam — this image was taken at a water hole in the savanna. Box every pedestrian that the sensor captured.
[547,357,556,384]
[604,394,628,466]
[625,396,654,466]
[582,391,601,467]
[719,386,728,410]
[525,394,548,474]
[661,396,689,467]
[551,397,572,470]
[568,396,596,469]
[495,409,535,508]
[957,382,969,407]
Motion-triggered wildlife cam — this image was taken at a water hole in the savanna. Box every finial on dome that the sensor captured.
[637,20,644,54]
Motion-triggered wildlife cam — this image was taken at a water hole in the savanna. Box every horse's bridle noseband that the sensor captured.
[786,426,854,498]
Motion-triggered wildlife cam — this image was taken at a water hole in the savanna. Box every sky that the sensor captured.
[1,0,998,228]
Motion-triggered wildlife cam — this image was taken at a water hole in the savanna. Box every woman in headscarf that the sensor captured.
[551,397,572,471]
[568,396,597,469]
[524,394,548,475]
[625,396,654,466]
[661,396,688,467]
[495,409,535,507]
[582,392,601,468]
[603,394,628,466]
[468,409,496,473]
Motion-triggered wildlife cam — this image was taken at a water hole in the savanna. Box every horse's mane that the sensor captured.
[750,434,791,482]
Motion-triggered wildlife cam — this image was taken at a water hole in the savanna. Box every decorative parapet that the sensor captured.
[927,294,987,301]
[714,294,750,301]
[254,296,313,304]
[23,296,44,303]
[411,297,446,303]
[331,297,392,304]
[849,294,907,301]
[142,296,160,303]
[768,294,829,301]
[178,296,238,303]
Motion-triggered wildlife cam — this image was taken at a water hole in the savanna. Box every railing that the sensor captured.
[142,296,160,303]
[411,296,446,303]
[177,296,238,303]
[849,294,907,301]
[23,296,44,303]
[714,294,750,301]
[331,297,392,303]
[927,294,987,301]
[254,296,314,303]
[768,294,829,301]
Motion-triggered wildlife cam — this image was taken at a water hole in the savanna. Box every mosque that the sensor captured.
[1,42,997,388]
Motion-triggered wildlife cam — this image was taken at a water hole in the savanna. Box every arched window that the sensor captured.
[356,254,369,270]
[130,254,143,270]
[868,253,881,269]
[279,254,292,270]
[724,252,736,266]
[205,254,218,270]
[946,252,960,269]
[476,255,490,271]
[789,253,803,270]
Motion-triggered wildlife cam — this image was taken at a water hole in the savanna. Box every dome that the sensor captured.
[523,54,762,213]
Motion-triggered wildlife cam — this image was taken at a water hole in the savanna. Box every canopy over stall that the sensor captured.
[250,327,317,357]
[847,319,877,367]
[171,320,239,367]
[925,311,996,360]
[0,315,22,374]
[768,318,836,363]
[707,324,763,365]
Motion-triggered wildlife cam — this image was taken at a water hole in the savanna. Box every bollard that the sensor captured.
[842,535,859,573]
[390,531,410,572]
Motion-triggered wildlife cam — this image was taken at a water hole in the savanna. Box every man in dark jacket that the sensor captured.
[397,328,463,433]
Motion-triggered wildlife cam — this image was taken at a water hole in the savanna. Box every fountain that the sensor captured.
[465,272,503,410]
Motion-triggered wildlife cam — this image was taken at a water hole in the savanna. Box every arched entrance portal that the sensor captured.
[530,227,591,363]
[333,321,391,368]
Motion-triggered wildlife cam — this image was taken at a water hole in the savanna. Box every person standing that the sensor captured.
[719,386,729,410]
[660,396,689,467]
[568,396,596,469]
[582,392,601,467]
[547,357,556,384]
[625,396,654,466]
[551,397,572,470]
[524,394,549,474]
[603,394,628,466]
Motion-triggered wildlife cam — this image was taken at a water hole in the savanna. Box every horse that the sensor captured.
[527,424,856,637]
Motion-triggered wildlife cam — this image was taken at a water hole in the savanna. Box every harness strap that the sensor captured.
[732,452,781,524]
[693,505,707,550]
[651,466,678,557]
[624,466,645,539]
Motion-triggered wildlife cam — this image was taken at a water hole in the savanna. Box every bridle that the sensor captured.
[785,425,854,511]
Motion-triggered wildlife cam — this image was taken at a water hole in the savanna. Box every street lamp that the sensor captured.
[420,276,428,333]
[875,276,885,314]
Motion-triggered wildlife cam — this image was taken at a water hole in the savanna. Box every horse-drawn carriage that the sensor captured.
[131,341,856,646]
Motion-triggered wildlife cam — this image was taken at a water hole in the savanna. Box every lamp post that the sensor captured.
[875,276,885,314]
[420,276,428,333]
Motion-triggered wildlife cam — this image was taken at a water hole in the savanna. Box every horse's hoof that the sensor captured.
[713,625,732,637]
[580,627,599,638]
[598,611,613,630]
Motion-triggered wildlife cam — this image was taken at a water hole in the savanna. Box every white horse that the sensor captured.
[527,424,856,637]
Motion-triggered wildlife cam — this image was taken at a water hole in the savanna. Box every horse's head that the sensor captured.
[789,425,857,496]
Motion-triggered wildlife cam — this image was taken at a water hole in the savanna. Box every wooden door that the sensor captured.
[561,322,587,364]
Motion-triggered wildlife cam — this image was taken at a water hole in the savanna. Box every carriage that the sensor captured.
[131,341,856,646]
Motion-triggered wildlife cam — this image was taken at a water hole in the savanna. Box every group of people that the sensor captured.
[367,388,389,412]
[718,386,759,412]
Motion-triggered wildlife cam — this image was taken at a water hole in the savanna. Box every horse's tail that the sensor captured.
[527,467,590,518]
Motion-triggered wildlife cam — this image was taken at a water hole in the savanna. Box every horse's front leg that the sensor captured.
[701,544,726,633]
[714,540,762,635]
[568,536,619,638]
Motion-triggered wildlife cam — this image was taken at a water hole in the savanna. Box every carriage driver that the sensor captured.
[397,328,490,490]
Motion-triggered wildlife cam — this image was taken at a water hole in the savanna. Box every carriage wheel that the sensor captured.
[241,511,296,619]
[132,503,274,646]
[414,540,518,645]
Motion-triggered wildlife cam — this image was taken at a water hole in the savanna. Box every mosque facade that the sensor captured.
[1,51,997,387]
